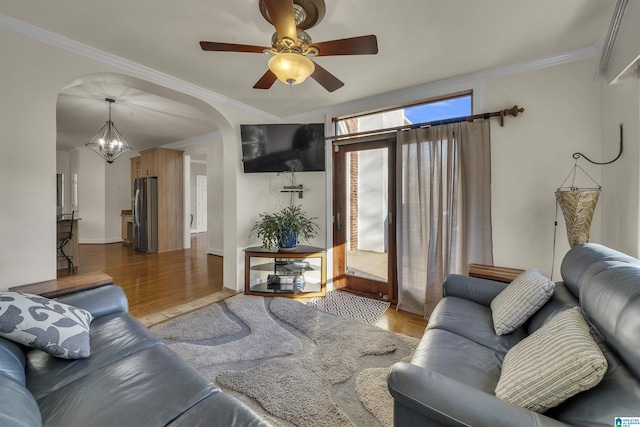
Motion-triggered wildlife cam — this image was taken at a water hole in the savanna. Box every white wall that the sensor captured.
[238,169,328,250]
[2,22,636,294]
[600,77,640,256]
[484,57,603,278]
[0,29,249,290]
[105,150,137,242]
[74,147,106,243]
[0,29,85,288]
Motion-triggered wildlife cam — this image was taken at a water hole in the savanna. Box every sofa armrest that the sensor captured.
[388,362,570,427]
[442,274,508,307]
[0,374,43,427]
[58,285,128,319]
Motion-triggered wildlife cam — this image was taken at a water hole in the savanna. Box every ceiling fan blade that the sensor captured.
[253,69,278,89]
[310,62,344,92]
[312,35,378,56]
[262,0,297,41]
[200,41,269,54]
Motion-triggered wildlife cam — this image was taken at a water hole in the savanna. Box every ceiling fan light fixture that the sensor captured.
[268,52,315,85]
[85,98,133,164]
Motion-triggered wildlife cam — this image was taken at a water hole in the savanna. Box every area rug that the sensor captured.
[150,294,417,427]
[305,290,391,324]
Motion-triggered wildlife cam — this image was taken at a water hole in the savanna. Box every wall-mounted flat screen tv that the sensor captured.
[240,123,325,173]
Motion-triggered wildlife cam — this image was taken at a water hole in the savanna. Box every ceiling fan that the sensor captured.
[199,0,378,92]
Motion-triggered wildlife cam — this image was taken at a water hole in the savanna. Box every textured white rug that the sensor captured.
[151,294,416,427]
[305,290,391,324]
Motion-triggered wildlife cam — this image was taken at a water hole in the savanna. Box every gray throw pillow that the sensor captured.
[495,307,608,412]
[490,269,555,335]
[0,292,93,359]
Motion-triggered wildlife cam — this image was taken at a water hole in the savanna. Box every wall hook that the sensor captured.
[572,123,623,165]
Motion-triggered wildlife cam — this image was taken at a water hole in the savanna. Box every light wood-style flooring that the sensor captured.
[59,234,428,338]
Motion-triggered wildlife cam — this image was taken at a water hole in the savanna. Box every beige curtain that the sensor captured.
[396,121,493,318]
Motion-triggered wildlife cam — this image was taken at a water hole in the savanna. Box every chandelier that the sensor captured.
[85,98,133,164]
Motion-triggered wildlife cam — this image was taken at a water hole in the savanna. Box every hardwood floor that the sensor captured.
[58,234,428,338]
[58,233,223,318]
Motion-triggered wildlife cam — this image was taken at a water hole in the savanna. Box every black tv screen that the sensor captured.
[240,123,325,173]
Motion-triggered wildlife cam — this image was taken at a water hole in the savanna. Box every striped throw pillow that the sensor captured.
[495,307,608,412]
[490,269,554,335]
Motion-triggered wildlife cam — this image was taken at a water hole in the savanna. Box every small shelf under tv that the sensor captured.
[243,245,326,298]
[280,185,304,199]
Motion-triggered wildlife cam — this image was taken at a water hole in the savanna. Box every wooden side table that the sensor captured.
[8,272,113,298]
[468,264,525,283]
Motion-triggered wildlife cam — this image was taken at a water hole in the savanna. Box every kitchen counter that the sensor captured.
[122,210,133,244]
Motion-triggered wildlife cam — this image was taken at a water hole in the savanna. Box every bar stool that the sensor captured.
[57,211,75,272]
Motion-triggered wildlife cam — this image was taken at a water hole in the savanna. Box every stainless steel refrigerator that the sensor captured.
[133,177,158,253]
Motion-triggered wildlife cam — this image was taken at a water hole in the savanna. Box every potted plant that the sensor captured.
[251,205,319,251]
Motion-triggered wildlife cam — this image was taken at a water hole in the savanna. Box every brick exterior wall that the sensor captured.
[349,152,359,250]
[344,118,359,251]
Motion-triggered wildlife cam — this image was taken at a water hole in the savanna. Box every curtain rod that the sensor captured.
[327,105,525,142]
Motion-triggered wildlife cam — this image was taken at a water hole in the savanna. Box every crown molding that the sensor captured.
[2,12,601,124]
[162,131,221,149]
[0,13,279,122]
[287,45,600,122]
[599,0,628,72]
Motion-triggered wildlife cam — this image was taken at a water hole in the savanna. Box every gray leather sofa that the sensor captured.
[388,243,640,426]
[0,285,270,427]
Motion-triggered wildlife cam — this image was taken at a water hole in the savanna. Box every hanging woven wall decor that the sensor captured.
[554,123,623,248]
[555,188,600,247]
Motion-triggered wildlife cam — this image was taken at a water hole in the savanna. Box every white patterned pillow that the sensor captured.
[495,307,607,412]
[490,269,555,335]
[0,292,93,359]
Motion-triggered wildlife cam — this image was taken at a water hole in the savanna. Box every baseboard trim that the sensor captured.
[208,248,224,257]
[79,238,123,244]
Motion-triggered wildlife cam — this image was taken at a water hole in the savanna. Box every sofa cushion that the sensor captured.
[428,297,526,354]
[26,312,163,400]
[490,269,555,335]
[36,345,219,427]
[168,391,272,427]
[526,283,578,335]
[411,328,503,394]
[495,307,607,413]
[577,262,640,380]
[560,243,640,296]
[0,292,93,359]
[545,330,640,426]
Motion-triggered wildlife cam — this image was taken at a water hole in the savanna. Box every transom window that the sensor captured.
[335,93,472,137]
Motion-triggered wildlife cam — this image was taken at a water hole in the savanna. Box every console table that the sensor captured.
[244,246,326,298]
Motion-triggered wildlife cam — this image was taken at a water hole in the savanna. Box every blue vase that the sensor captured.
[279,229,297,252]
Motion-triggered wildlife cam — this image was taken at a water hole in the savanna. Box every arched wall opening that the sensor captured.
[57,72,241,290]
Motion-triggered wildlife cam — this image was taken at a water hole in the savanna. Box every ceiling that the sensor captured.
[0,0,616,151]
[56,82,216,152]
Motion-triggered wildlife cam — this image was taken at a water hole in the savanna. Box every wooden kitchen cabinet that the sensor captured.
[156,148,184,252]
[140,149,158,177]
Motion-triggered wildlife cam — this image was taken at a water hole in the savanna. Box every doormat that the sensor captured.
[306,290,390,324]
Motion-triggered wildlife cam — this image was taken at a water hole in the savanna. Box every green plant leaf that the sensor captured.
[250,205,319,249]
